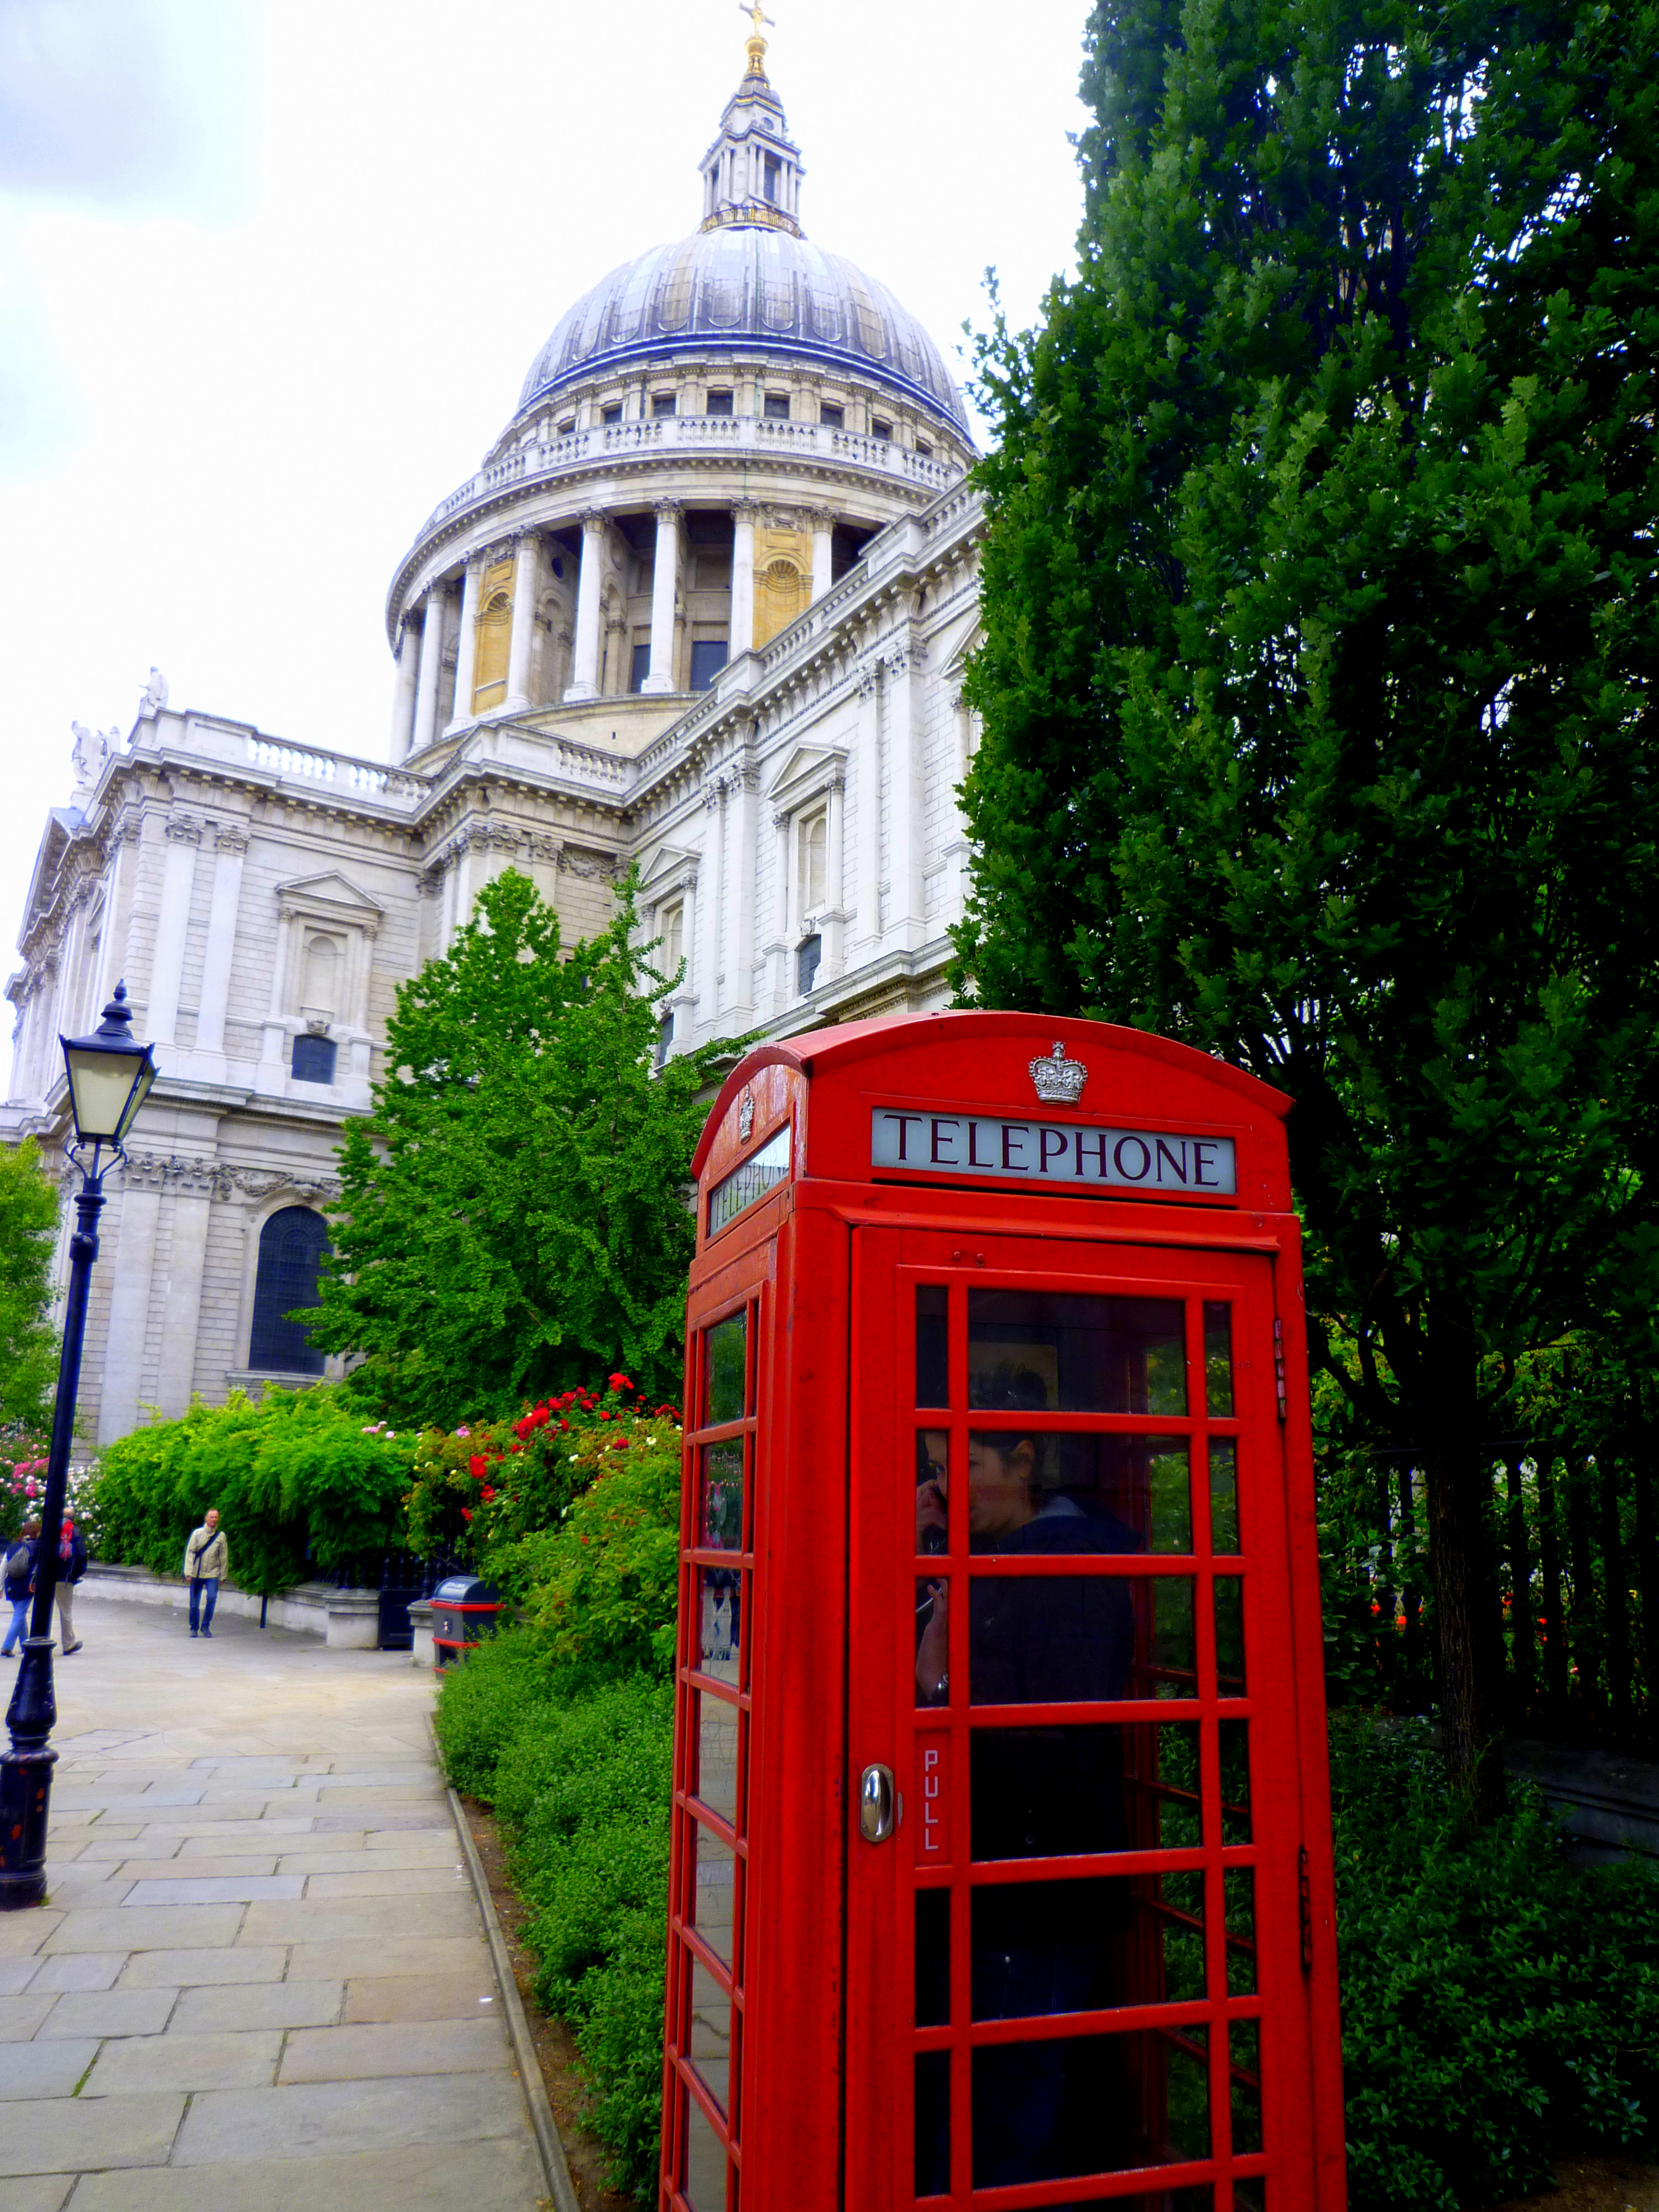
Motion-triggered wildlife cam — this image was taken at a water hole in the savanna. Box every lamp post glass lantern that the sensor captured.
[0,982,156,1907]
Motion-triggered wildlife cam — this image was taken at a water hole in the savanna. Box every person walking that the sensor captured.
[53,1515,87,1655]
[1,1521,38,1658]
[183,1508,227,1638]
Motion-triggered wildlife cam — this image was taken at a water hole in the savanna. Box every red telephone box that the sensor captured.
[661,1012,1344,2212]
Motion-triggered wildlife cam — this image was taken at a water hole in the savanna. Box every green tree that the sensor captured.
[0,1139,60,1430]
[956,0,1659,1808]
[309,868,731,1426]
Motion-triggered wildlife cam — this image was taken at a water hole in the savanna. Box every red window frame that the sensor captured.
[664,1279,771,2212]
[847,1228,1310,2212]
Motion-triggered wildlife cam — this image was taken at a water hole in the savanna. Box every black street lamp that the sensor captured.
[0,983,156,1908]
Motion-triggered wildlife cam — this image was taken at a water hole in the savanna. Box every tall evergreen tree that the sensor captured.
[957,0,1659,1808]
[310,869,731,1427]
[0,1139,60,1431]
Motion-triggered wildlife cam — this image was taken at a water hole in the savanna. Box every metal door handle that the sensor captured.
[859,1762,896,1843]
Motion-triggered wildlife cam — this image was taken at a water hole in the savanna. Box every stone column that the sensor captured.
[156,1185,212,1417]
[810,510,834,600]
[148,817,202,1050]
[389,617,420,761]
[566,514,606,701]
[447,557,483,732]
[884,637,925,951]
[99,1181,161,1443]
[724,758,758,1020]
[642,504,682,695]
[824,772,847,979]
[411,581,448,754]
[729,502,757,658]
[699,782,725,1027]
[504,534,540,711]
[194,825,248,1058]
[854,659,883,954]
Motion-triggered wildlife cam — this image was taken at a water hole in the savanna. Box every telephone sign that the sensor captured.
[660,1013,1345,2212]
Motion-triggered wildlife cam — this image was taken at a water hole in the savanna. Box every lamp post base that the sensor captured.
[0,1638,58,1908]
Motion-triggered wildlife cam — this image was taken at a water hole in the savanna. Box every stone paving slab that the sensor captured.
[12,1596,544,2207]
[68,2134,546,2212]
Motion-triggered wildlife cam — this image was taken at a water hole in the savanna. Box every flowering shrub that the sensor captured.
[404,1373,680,1568]
[0,1432,53,1545]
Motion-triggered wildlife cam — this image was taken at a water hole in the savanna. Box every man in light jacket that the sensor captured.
[183,1509,227,1639]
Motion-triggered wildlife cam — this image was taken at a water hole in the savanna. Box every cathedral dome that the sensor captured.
[515,227,969,435]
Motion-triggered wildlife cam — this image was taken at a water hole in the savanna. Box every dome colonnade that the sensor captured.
[383,29,975,765]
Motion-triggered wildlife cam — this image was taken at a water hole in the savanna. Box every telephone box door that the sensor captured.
[847,1225,1318,2212]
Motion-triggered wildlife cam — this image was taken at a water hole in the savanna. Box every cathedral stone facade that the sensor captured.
[2,29,985,1444]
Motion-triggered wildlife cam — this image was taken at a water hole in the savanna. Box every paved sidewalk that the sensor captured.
[0,1593,544,2211]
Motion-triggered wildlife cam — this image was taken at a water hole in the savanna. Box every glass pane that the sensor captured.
[1203,1302,1233,1416]
[967,1572,1196,1705]
[1149,1866,1207,2001]
[1215,1576,1246,1693]
[1225,1867,1257,1995]
[1209,1438,1240,1554]
[971,1874,1126,2017]
[1236,2180,1268,2211]
[682,2089,728,2212]
[915,1887,950,2027]
[1219,1719,1252,1843]
[695,1692,739,1824]
[971,1717,1197,1860]
[1230,2017,1262,2153]
[1124,1719,1202,1850]
[706,1311,747,1425]
[950,1427,1196,1554]
[967,1291,1187,1413]
[701,1442,744,1551]
[690,1821,737,1969]
[916,1430,949,1557]
[696,1568,742,1685]
[916,1577,950,1707]
[971,2023,1208,2187]
[915,2049,950,2197]
[916,1285,949,1407]
[688,1957,732,2111]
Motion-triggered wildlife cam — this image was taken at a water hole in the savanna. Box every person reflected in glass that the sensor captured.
[915,1366,1144,2199]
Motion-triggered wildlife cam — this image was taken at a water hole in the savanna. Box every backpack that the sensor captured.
[4,1543,31,1599]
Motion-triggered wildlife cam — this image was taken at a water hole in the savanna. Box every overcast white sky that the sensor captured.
[0,0,1091,968]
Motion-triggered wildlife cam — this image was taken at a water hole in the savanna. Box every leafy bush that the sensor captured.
[1333,1715,1659,2210]
[84,1385,418,1594]
[431,1371,683,2200]
[434,1639,674,2198]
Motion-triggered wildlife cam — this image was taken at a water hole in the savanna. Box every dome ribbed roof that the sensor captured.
[516,227,968,432]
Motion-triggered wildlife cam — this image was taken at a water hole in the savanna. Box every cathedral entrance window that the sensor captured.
[691,640,729,692]
[796,934,822,997]
[291,1034,337,1086]
[631,642,652,693]
[472,560,514,712]
[249,1207,330,1376]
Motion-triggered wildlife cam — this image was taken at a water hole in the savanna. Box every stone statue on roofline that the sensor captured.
[140,666,169,717]
[69,721,108,797]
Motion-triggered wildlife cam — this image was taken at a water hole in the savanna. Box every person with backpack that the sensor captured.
[2,1520,40,1658]
[183,1509,227,1638]
[53,1516,86,1655]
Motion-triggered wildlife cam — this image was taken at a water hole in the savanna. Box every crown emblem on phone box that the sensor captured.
[1028,1042,1087,1104]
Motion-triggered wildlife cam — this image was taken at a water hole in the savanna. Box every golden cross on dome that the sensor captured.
[739,3,775,36]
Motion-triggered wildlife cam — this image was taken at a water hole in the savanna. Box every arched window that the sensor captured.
[249,1207,330,1375]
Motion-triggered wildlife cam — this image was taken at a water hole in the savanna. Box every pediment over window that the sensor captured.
[274,871,385,925]
[639,843,700,896]
[766,742,847,815]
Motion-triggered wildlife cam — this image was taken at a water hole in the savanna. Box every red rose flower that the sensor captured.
[468,1453,488,1478]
